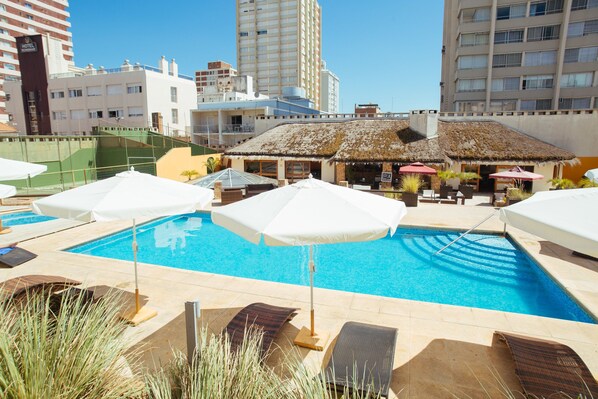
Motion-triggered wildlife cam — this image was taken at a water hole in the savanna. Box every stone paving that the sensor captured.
[0,198,597,399]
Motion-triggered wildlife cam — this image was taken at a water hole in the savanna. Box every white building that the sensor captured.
[195,60,237,94]
[320,61,339,113]
[197,75,268,104]
[5,55,197,136]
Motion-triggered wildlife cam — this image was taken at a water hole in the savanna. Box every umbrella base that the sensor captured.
[0,227,12,235]
[121,306,158,326]
[293,326,329,351]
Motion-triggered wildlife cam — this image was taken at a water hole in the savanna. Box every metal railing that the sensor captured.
[434,212,497,256]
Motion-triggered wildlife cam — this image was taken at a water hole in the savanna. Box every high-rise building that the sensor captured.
[441,0,598,112]
[195,61,237,94]
[0,0,73,123]
[236,0,321,109]
[320,60,339,113]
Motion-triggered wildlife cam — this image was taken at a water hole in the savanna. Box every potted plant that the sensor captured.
[204,157,221,174]
[506,188,532,205]
[400,174,422,207]
[578,178,598,188]
[548,178,576,190]
[457,171,481,199]
[437,170,457,199]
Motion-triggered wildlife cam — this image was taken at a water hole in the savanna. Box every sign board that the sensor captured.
[20,37,38,53]
[381,172,392,183]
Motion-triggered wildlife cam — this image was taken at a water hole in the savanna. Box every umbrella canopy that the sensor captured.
[32,169,214,324]
[191,168,278,189]
[489,166,544,181]
[212,176,407,349]
[398,162,437,175]
[500,188,598,258]
[0,184,16,199]
[0,157,47,181]
[584,168,598,183]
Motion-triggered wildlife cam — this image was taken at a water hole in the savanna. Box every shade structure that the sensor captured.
[585,168,598,183]
[398,162,437,175]
[191,168,278,189]
[499,188,598,258]
[489,166,544,181]
[0,184,16,199]
[0,157,47,181]
[32,168,214,324]
[211,176,407,350]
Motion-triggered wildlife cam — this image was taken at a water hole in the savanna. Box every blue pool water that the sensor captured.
[68,213,594,323]
[2,211,55,226]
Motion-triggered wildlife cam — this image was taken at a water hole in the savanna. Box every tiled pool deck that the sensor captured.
[1,201,597,398]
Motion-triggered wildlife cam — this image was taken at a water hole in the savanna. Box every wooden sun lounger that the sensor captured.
[0,247,37,268]
[496,331,598,398]
[225,302,298,357]
[323,321,398,398]
[0,275,81,302]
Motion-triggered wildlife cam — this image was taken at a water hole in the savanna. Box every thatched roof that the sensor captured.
[226,119,576,164]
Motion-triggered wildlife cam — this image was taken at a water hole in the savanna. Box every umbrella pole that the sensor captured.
[133,218,140,313]
[309,244,315,336]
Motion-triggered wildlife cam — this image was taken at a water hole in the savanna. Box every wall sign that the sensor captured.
[381,172,392,182]
[20,37,38,53]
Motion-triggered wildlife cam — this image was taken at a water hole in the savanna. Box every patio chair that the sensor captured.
[225,302,298,358]
[220,189,243,205]
[0,246,37,268]
[0,275,81,302]
[495,331,598,398]
[245,183,275,198]
[322,321,397,398]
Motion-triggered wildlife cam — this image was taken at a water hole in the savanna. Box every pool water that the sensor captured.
[2,211,56,226]
[68,213,594,323]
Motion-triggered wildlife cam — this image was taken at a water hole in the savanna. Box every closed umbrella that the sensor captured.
[500,188,598,258]
[398,162,437,175]
[32,168,214,325]
[0,157,47,181]
[211,176,407,350]
[0,184,17,234]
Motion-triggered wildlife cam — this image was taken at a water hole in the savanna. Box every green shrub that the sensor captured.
[548,178,576,190]
[437,170,457,184]
[507,188,532,201]
[204,157,221,174]
[180,170,199,181]
[458,172,482,184]
[400,174,422,194]
[578,178,598,188]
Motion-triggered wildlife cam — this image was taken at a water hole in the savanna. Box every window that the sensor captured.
[5,64,15,70]
[527,25,560,41]
[524,50,557,66]
[489,100,518,111]
[257,29,268,35]
[460,32,489,47]
[171,108,178,124]
[70,109,85,120]
[458,55,487,69]
[26,14,33,20]
[285,161,310,183]
[530,0,564,15]
[455,101,485,112]
[50,91,65,99]
[559,97,592,109]
[494,29,524,44]
[128,107,143,117]
[52,111,67,120]
[492,77,520,91]
[461,7,491,22]
[520,99,552,110]
[561,72,593,87]
[457,79,486,92]
[565,47,598,63]
[497,4,526,20]
[170,87,178,102]
[106,84,122,95]
[239,32,249,37]
[24,2,32,8]
[571,0,598,10]
[108,109,124,118]
[522,75,554,90]
[89,110,103,119]
[568,20,598,37]
[86,86,102,96]
[127,84,142,94]
[244,160,278,178]
[493,53,522,68]
[68,89,83,98]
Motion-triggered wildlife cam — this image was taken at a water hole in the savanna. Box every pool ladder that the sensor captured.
[434,212,498,256]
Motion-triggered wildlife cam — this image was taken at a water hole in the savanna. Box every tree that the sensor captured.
[181,170,199,181]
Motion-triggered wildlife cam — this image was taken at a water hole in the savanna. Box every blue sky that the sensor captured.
[70,1,444,113]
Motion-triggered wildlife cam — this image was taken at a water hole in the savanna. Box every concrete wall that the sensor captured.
[156,147,222,182]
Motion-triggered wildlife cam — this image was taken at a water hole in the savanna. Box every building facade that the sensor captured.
[197,75,268,104]
[0,0,73,123]
[320,61,339,113]
[441,0,598,112]
[236,0,321,108]
[194,60,237,94]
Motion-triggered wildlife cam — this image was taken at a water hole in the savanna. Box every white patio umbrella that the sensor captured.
[32,168,214,324]
[0,184,17,234]
[0,157,47,181]
[211,176,407,350]
[584,168,598,183]
[500,188,598,258]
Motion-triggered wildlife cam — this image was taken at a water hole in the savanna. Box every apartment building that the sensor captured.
[320,60,340,113]
[195,61,237,94]
[0,0,73,123]
[236,0,321,109]
[441,0,598,112]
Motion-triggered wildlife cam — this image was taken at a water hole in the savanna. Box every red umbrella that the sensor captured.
[489,166,544,181]
[398,162,437,175]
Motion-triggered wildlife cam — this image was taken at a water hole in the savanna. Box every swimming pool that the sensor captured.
[68,213,594,323]
[2,211,56,226]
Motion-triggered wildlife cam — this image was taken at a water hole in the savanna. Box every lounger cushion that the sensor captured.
[0,247,37,268]
[323,321,397,398]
